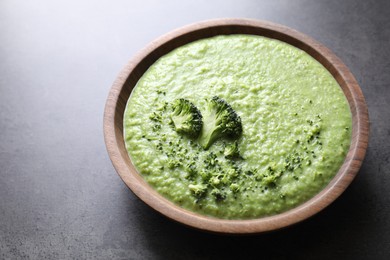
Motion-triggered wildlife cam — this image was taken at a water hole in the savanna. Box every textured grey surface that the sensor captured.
[0,0,389,259]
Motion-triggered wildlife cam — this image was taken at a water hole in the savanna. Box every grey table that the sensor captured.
[1,0,389,259]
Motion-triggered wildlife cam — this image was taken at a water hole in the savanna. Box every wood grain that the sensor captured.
[103,18,369,234]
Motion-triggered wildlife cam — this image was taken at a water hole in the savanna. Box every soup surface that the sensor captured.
[124,35,352,219]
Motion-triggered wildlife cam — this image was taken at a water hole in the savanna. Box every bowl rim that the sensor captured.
[103,18,369,234]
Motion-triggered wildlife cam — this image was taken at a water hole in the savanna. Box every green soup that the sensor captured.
[124,35,352,219]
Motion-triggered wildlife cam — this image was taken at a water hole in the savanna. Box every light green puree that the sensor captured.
[124,35,352,219]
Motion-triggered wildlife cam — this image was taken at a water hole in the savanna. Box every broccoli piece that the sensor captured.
[224,141,241,159]
[209,175,221,186]
[185,162,197,179]
[210,188,226,201]
[189,183,207,198]
[170,99,203,137]
[261,174,278,186]
[226,167,239,178]
[258,166,282,187]
[167,158,181,169]
[198,96,242,149]
[204,152,217,168]
[230,183,240,193]
[149,112,162,122]
[199,170,211,182]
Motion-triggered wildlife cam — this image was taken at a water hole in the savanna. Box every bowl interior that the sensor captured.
[104,19,369,234]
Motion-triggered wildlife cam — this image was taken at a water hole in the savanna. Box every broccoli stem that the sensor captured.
[198,112,222,149]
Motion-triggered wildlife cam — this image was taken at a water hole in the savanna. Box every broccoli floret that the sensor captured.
[198,96,242,149]
[224,141,241,159]
[170,99,203,137]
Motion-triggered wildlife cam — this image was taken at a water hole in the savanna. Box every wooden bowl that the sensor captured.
[103,18,369,234]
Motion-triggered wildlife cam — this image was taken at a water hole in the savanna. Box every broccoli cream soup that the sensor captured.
[124,35,352,219]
